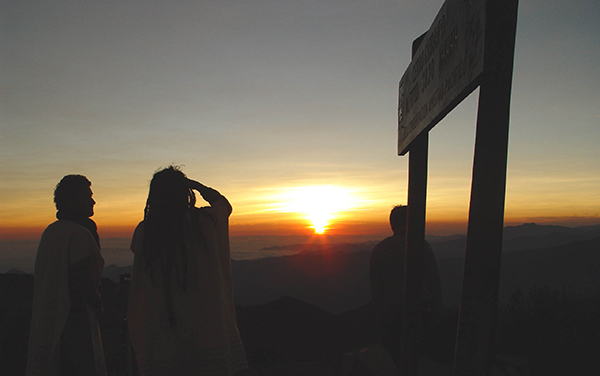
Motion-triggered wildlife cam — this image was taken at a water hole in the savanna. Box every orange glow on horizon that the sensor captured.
[2,207,600,241]
[269,186,360,234]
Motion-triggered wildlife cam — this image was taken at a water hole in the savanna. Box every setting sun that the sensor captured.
[274,186,357,234]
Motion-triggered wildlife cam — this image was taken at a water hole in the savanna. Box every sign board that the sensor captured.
[398,0,486,155]
[396,0,519,374]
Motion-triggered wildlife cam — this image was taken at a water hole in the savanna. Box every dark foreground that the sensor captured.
[1,273,599,375]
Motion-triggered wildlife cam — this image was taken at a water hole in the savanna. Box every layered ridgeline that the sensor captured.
[2,223,600,375]
[99,223,600,313]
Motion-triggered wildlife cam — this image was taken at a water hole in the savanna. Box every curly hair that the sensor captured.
[54,175,91,211]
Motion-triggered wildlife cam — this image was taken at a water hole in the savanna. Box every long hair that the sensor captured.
[142,166,196,327]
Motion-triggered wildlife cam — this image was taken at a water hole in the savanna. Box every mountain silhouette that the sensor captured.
[232,249,371,314]
[237,296,346,369]
[502,222,600,240]
[0,273,34,375]
[429,223,600,259]
[437,235,600,309]
[2,230,600,375]
[233,232,600,313]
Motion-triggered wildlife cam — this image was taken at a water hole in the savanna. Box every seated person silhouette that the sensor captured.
[369,205,442,364]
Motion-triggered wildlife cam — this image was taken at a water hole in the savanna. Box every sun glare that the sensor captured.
[275,186,356,234]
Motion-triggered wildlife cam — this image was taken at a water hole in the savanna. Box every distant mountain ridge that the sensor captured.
[503,222,600,240]
[258,223,600,260]
[101,223,600,313]
[429,222,600,258]
[438,235,600,308]
[2,223,599,374]
[5,223,599,314]
[258,241,379,254]
[233,235,600,313]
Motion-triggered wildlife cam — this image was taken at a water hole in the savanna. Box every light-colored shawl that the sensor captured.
[26,220,106,376]
[128,197,248,376]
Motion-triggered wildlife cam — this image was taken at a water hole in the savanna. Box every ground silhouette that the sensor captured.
[2,227,600,375]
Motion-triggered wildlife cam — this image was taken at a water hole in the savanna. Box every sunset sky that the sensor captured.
[2,0,599,241]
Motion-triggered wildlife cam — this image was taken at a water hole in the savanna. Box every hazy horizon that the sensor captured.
[2,1,599,246]
[3,220,599,274]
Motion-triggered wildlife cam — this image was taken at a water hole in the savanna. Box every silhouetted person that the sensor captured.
[26,175,106,376]
[369,205,442,364]
[127,166,248,376]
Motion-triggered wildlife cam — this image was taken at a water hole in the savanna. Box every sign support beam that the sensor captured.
[396,1,518,375]
[401,131,428,375]
[452,1,519,375]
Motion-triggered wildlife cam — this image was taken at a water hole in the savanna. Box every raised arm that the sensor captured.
[186,179,231,212]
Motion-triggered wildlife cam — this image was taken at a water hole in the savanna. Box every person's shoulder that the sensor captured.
[191,206,214,217]
[130,221,144,253]
[372,236,396,254]
[41,220,96,246]
[372,235,406,258]
[131,221,144,238]
[186,207,216,226]
[58,220,99,239]
[133,221,144,231]
[374,235,400,248]
[43,220,60,231]
[207,195,233,216]
[40,220,60,240]
[423,239,433,251]
[192,202,229,216]
[44,220,85,234]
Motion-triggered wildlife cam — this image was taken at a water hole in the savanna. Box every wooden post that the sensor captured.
[453,1,518,375]
[399,33,429,375]
[400,131,429,375]
[396,1,518,373]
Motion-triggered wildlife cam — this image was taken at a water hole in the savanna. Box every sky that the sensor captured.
[1,0,600,243]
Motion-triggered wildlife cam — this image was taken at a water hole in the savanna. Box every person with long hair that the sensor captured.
[127,166,248,376]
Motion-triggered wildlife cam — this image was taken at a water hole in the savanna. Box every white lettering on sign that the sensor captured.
[398,0,486,155]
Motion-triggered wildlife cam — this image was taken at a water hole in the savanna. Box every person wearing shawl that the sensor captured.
[26,175,107,376]
[127,166,248,376]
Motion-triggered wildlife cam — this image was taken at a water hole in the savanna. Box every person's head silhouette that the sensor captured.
[389,205,407,235]
[54,174,95,218]
[144,166,196,220]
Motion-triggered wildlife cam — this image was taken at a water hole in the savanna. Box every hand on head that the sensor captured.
[185,178,204,191]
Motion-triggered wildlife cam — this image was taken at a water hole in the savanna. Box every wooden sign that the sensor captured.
[397,0,519,375]
[398,0,486,155]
